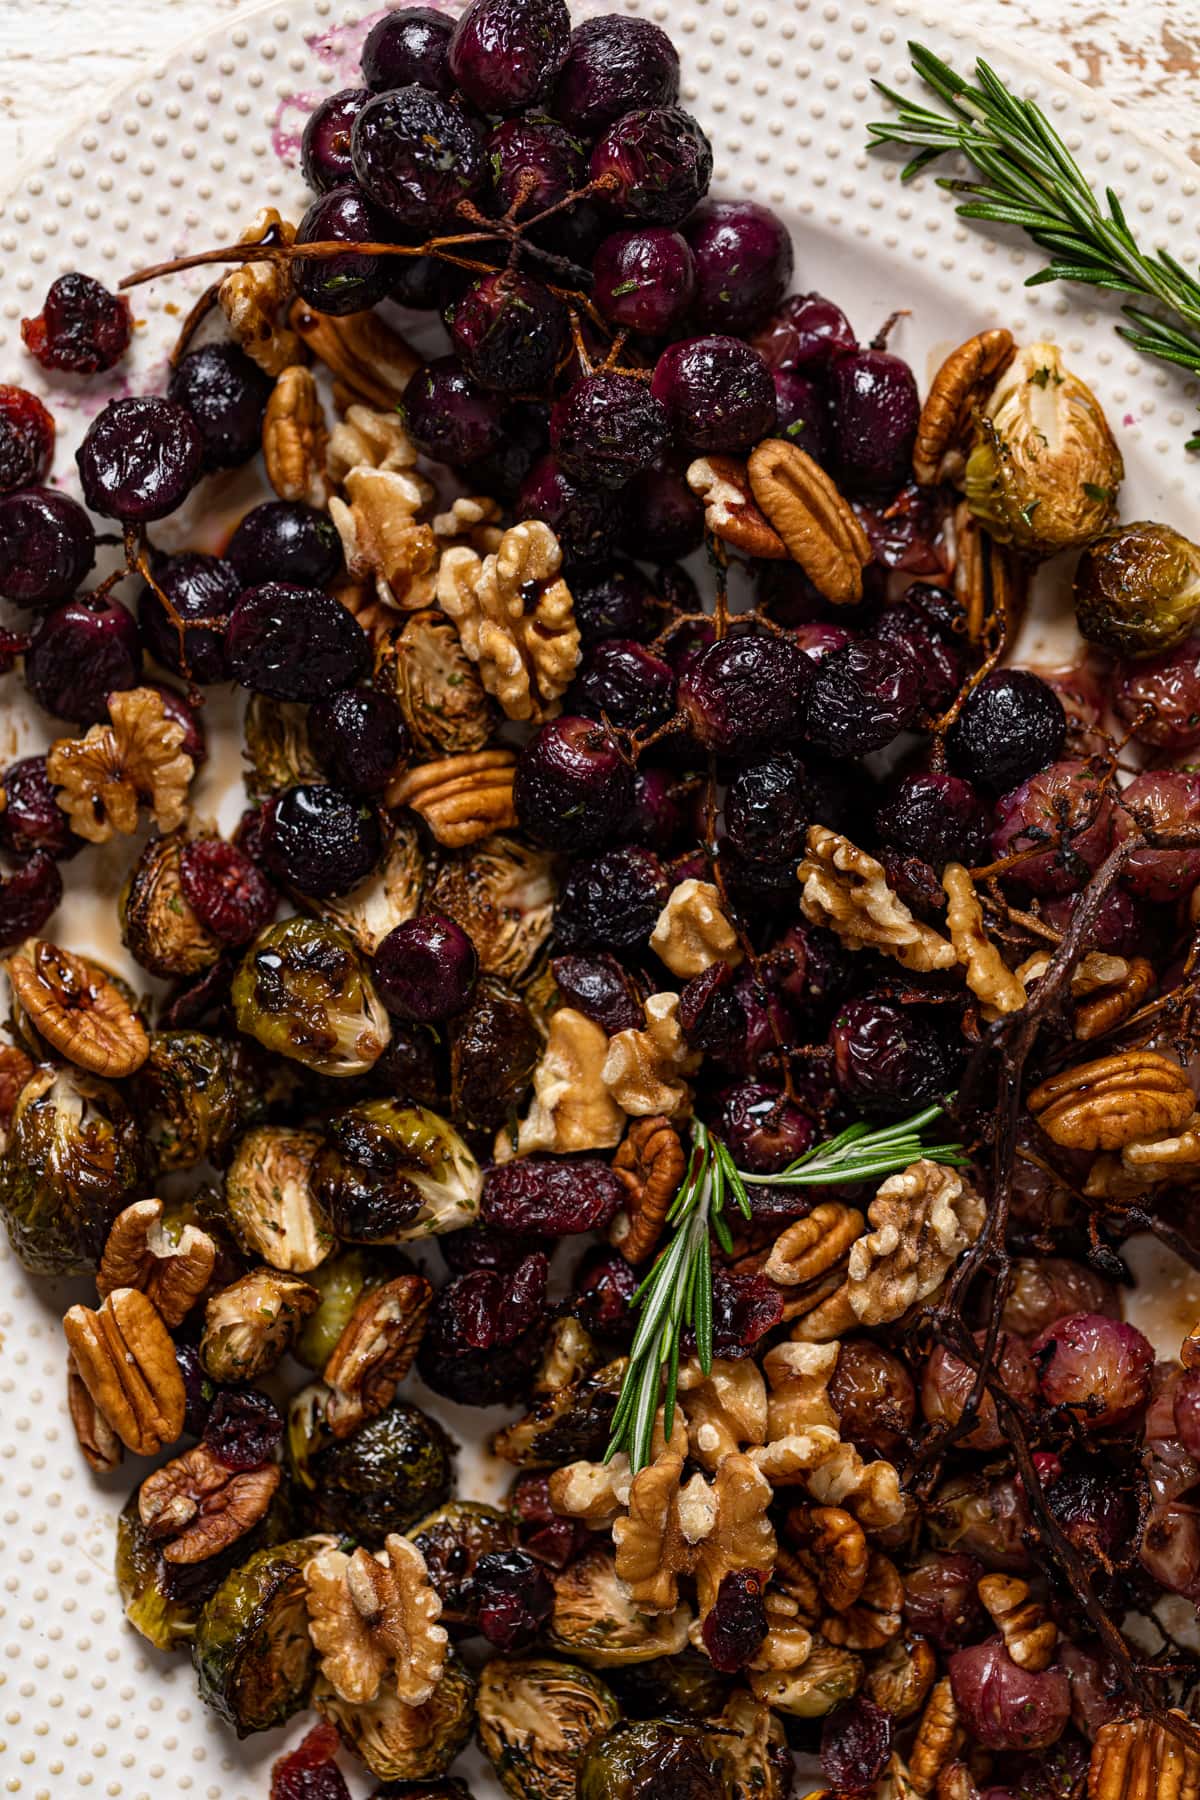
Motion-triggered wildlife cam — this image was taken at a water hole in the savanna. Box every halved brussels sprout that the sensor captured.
[116,1494,201,1651]
[749,1641,863,1716]
[120,832,223,979]
[303,816,426,954]
[313,1099,482,1242]
[244,693,321,799]
[577,1720,721,1800]
[222,1125,333,1272]
[409,1501,516,1622]
[0,1065,146,1274]
[708,1690,794,1800]
[491,1358,625,1468]
[200,1267,319,1383]
[288,1392,453,1540]
[375,608,493,757]
[477,1656,619,1800]
[132,1031,241,1173]
[294,1244,415,1370]
[546,1547,692,1667]
[232,917,391,1078]
[449,979,540,1133]
[608,1650,731,1723]
[428,835,557,984]
[369,1784,473,1800]
[315,1654,475,1782]
[964,340,1123,557]
[1074,519,1200,659]
[192,1535,333,1736]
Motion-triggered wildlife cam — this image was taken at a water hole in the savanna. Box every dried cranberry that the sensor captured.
[474,1548,555,1650]
[204,1388,283,1471]
[551,953,643,1034]
[773,920,852,1017]
[0,852,63,948]
[708,1271,784,1358]
[0,385,54,492]
[159,956,236,1032]
[819,1696,893,1796]
[435,1252,549,1353]
[678,961,745,1054]
[511,1471,591,1570]
[482,1157,623,1236]
[702,1568,768,1672]
[555,846,669,951]
[270,1722,350,1800]
[22,273,131,373]
[566,1246,638,1342]
[0,755,80,861]
[438,1223,549,1275]
[179,838,276,947]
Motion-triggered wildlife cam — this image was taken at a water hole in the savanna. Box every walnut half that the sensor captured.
[437,520,580,724]
[306,1534,447,1708]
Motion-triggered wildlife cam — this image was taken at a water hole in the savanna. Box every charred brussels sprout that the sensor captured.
[294,1244,415,1370]
[304,816,426,955]
[577,1720,723,1800]
[409,1501,517,1623]
[707,1691,794,1800]
[131,1031,241,1172]
[115,1494,203,1652]
[120,832,223,979]
[232,917,391,1077]
[749,1641,863,1716]
[313,1099,482,1242]
[608,1650,731,1721]
[369,1783,474,1800]
[289,1393,453,1540]
[428,834,556,983]
[315,1651,476,1781]
[476,1655,619,1800]
[0,1065,146,1273]
[1074,519,1200,659]
[546,1547,691,1666]
[448,979,540,1133]
[964,341,1123,557]
[192,1535,333,1735]
[491,1359,625,1467]
[244,694,321,800]
[221,1125,333,1272]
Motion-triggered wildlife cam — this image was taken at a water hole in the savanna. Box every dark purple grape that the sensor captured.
[590,106,713,226]
[0,755,80,860]
[991,760,1116,896]
[0,385,54,493]
[75,396,203,523]
[300,87,369,192]
[1041,887,1145,958]
[0,852,62,948]
[551,952,643,1034]
[439,1222,548,1276]
[402,356,506,467]
[308,688,409,796]
[819,1697,893,1797]
[517,454,620,565]
[554,846,668,950]
[0,486,95,609]
[351,87,486,232]
[261,784,382,898]
[617,462,705,562]
[569,560,657,646]
[873,602,962,713]
[465,400,549,502]
[570,639,675,730]
[725,751,811,866]
[446,272,567,396]
[25,595,141,723]
[138,551,240,685]
[802,638,921,757]
[827,347,920,495]
[226,499,342,589]
[948,1638,1070,1752]
[448,0,570,113]
[360,7,454,94]
[772,369,831,463]
[21,272,130,373]
[719,1082,813,1173]
[1031,1313,1153,1430]
[474,1549,555,1651]
[372,914,478,1021]
[482,1157,622,1235]
[902,1553,988,1650]
[226,582,369,702]
[386,236,465,312]
[753,290,857,371]
[774,920,852,1017]
[1044,1465,1140,1566]
[203,1388,283,1471]
[294,184,394,315]
[831,996,960,1117]
[876,772,991,867]
[685,199,794,334]
[487,116,584,223]
[167,342,273,472]
[626,764,691,848]
[514,716,633,851]
[947,670,1067,794]
[553,14,680,131]
[592,227,695,334]
[794,619,852,663]
[679,633,812,754]
[551,372,670,490]
[651,335,776,452]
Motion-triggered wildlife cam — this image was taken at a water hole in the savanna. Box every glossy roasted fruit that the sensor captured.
[226,583,369,702]
[0,486,95,610]
[167,343,273,471]
[514,717,634,851]
[352,86,487,232]
[261,785,383,899]
[21,272,130,373]
[75,396,203,522]
[591,106,713,226]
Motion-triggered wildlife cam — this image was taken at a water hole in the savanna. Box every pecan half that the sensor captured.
[762,1204,865,1288]
[785,1502,869,1614]
[387,749,517,847]
[324,1274,434,1438]
[138,1442,281,1564]
[0,1040,35,1131]
[747,439,871,604]
[1028,1049,1196,1151]
[97,1198,216,1327]
[821,1549,904,1650]
[264,364,329,507]
[64,1288,186,1458]
[290,302,420,409]
[1088,1713,1200,1800]
[611,1116,686,1263]
[67,1353,123,1473]
[1073,954,1156,1041]
[977,1573,1056,1672]
[686,455,787,559]
[913,329,1015,486]
[7,939,148,1078]
[908,1678,961,1797]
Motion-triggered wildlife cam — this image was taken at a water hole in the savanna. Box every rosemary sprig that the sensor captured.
[868,42,1200,450]
[606,1103,966,1472]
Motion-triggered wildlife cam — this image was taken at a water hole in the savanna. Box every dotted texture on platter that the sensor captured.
[0,1,1198,1798]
